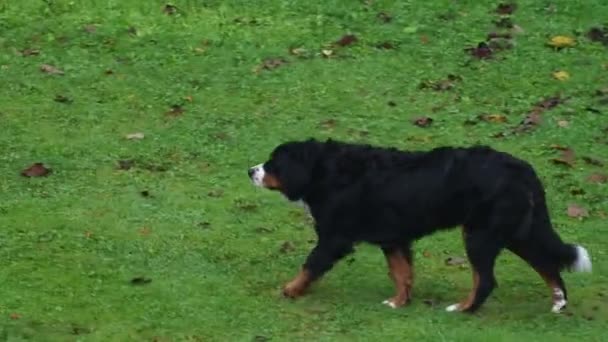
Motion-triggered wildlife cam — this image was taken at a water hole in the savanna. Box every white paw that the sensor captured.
[445,303,461,312]
[382,299,398,309]
[551,300,567,313]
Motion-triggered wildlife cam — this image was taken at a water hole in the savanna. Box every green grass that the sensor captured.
[1,0,607,340]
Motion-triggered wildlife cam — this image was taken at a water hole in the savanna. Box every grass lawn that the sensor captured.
[1,0,607,340]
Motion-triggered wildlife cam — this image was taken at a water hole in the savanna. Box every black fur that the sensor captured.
[254,138,586,312]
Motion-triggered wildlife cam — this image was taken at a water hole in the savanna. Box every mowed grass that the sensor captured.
[1,0,607,340]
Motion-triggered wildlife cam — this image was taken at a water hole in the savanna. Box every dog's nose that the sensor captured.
[248,168,255,178]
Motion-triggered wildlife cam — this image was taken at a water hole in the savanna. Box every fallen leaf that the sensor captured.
[494,17,514,28]
[377,12,392,23]
[466,42,493,59]
[289,47,308,57]
[557,120,569,128]
[413,116,433,128]
[256,57,287,72]
[83,24,97,33]
[487,32,513,40]
[496,3,517,15]
[586,26,608,46]
[479,114,508,123]
[165,104,184,117]
[567,204,588,219]
[420,35,429,44]
[207,189,224,198]
[321,49,334,58]
[279,241,296,254]
[84,231,93,238]
[376,41,395,49]
[553,70,570,81]
[335,34,358,47]
[587,173,608,184]
[9,313,21,320]
[163,4,178,15]
[419,74,462,91]
[40,64,64,75]
[319,119,337,129]
[130,277,152,285]
[126,132,145,140]
[54,94,72,103]
[512,95,566,133]
[20,48,40,57]
[551,147,575,167]
[422,250,432,258]
[445,256,467,266]
[387,101,397,107]
[547,36,576,48]
[117,159,135,170]
[21,163,52,177]
[138,227,151,236]
[582,156,604,166]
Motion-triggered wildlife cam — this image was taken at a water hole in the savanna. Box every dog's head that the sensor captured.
[248,139,324,201]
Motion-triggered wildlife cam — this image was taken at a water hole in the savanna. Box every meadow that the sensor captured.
[1,0,607,340]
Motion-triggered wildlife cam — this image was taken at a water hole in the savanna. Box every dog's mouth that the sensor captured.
[249,164,282,191]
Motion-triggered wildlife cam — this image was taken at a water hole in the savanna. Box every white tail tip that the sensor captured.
[571,245,592,272]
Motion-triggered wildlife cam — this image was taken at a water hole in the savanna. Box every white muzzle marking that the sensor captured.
[250,163,265,187]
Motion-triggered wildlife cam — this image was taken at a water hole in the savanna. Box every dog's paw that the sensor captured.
[445,303,461,312]
[282,283,305,299]
[551,300,567,313]
[382,296,408,309]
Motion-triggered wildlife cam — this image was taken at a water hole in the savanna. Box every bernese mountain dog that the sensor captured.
[248,138,592,313]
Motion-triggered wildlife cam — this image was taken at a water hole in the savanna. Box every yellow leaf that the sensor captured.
[548,36,575,48]
[552,70,570,81]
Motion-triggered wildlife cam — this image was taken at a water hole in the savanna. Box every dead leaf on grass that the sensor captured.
[21,163,52,177]
[567,204,588,219]
[587,173,608,184]
[40,64,64,75]
[165,104,184,117]
[9,313,21,320]
[552,70,570,81]
[335,34,358,47]
[582,156,603,166]
[54,94,72,103]
[557,120,569,128]
[130,276,152,285]
[377,12,392,23]
[163,4,178,15]
[422,250,432,258]
[125,132,145,140]
[413,116,433,128]
[445,256,467,266]
[255,57,287,73]
[586,26,608,46]
[376,41,396,50]
[479,114,508,123]
[494,17,514,28]
[465,42,493,59]
[319,119,337,129]
[83,24,97,33]
[279,241,296,254]
[117,159,135,170]
[419,74,462,91]
[139,227,151,236]
[20,48,40,57]
[551,146,575,167]
[496,3,517,15]
[547,35,576,49]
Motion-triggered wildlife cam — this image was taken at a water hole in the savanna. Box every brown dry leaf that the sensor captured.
[165,105,184,117]
[279,241,296,254]
[21,163,52,177]
[377,12,392,23]
[551,147,575,167]
[40,64,64,75]
[465,42,493,59]
[445,256,467,266]
[139,227,151,236]
[54,94,72,103]
[582,156,604,167]
[567,204,588,219]
[422,250,432,258]
[83,24,97,33]
[496,3,517,15]
[587,173,608,184]
[126,132,145,140]
[335,34,358,47]
[413,117,433,128]
[548,36,576,48]
[20,48,40,57]
[419,74,461,91]
[376,41,395,50]
[479,114,508,123]
[84,231,93,238]
[420,35,430,44]
[319,119,337,129]
[255,57,287,73]
[10,313,21,320]
[552,70,570,81]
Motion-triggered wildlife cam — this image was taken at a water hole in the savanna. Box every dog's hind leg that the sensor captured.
[381,245,413,308]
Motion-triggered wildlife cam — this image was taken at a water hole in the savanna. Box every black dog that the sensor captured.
[248,139,591,313]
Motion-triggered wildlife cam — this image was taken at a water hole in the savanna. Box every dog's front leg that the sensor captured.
[283,237,353,298]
